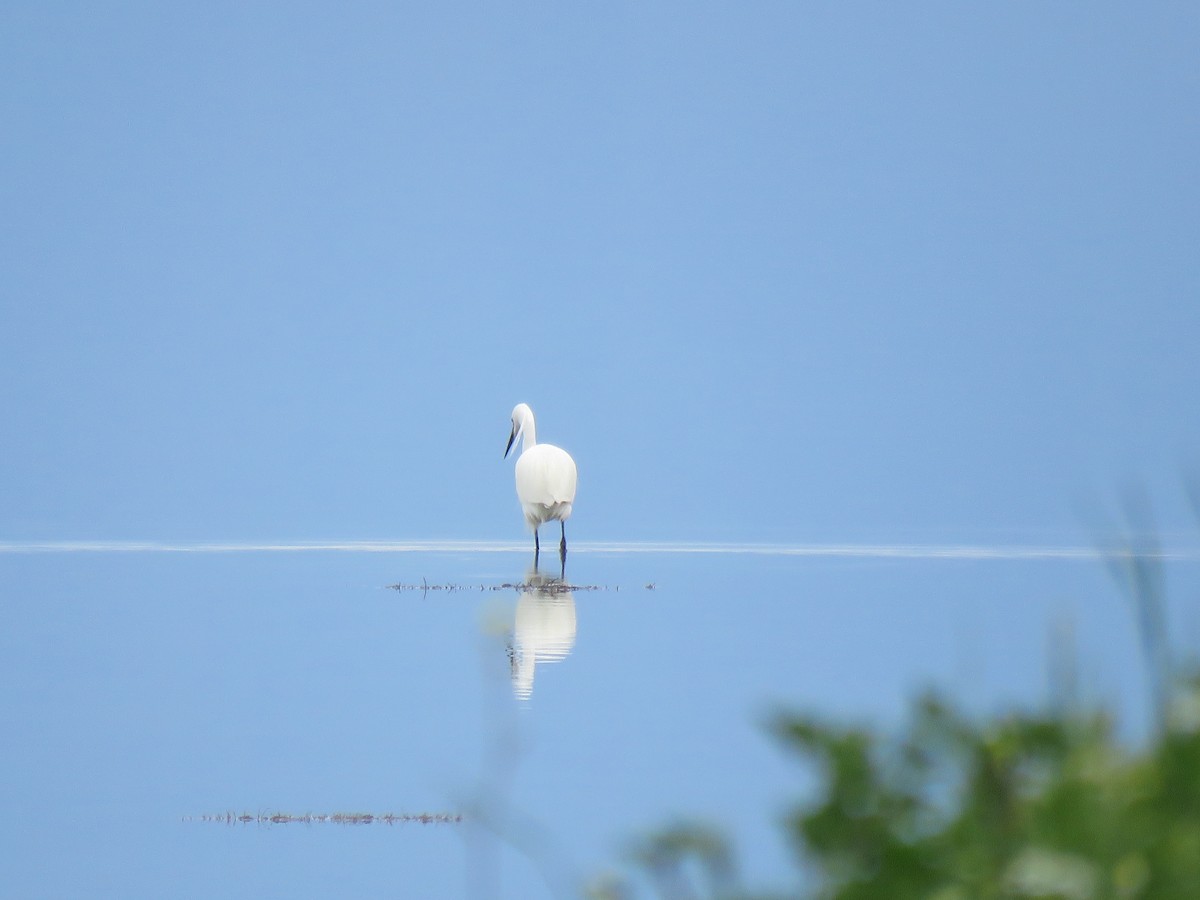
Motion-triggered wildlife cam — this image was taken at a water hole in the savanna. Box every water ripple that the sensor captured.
[1,539,1197,560]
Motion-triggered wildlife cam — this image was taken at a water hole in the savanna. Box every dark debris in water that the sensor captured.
[187,811,463,826]
[386,579,637,593]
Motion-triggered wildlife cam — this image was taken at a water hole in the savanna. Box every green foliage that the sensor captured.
[772,680,1200,899]
[613,681,1200,899]
[608,514,1200,898]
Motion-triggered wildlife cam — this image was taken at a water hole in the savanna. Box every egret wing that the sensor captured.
[516,445,577,506]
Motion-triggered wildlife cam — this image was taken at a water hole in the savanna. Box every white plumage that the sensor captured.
[504,403,577,566]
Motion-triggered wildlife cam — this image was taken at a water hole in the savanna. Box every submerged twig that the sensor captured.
[186,811,463,826]
[386,581,617,594]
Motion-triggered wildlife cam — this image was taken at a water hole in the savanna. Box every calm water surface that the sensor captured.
[1,543,1196,897]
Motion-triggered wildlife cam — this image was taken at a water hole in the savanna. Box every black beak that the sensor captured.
[504,425,517,459]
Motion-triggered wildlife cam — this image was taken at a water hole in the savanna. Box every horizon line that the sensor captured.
[1,539,1198,561]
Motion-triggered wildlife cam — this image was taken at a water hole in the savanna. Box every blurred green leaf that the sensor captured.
[621,676,1200,899]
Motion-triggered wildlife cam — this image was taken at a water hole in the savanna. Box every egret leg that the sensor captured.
[559,522,567,573]
[534,528,540,567]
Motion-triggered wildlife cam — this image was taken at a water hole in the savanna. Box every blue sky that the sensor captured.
[2,2,1197,546]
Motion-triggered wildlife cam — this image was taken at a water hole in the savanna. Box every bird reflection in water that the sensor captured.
[507,565,576,700]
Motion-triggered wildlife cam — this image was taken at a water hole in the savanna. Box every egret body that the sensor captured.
[504,403,577,568]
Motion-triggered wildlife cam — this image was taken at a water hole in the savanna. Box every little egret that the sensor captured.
[504,403,577,569]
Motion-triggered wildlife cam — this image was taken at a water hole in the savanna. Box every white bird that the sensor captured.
[504,403,577,569]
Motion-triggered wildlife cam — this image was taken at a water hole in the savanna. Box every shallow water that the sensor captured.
[1,542,1196,897]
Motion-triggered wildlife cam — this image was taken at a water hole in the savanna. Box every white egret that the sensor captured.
[503,403,577,568]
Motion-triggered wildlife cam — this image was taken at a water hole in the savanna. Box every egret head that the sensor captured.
[505,403,534,458]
